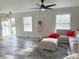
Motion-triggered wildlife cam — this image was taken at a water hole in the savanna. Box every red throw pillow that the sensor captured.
[67,30,75,37]
[48,33,60,38]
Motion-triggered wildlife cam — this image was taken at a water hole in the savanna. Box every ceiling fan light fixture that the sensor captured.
[41,8,45,11]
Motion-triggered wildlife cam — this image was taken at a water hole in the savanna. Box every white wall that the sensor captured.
[15,6,79,37]
[15,11,54,37]
[0,22,2,36]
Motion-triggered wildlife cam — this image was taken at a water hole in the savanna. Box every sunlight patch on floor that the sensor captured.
[5,55,14,59]
[16,48,34,55]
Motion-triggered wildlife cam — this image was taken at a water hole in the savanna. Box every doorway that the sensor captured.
[1,18,16,36]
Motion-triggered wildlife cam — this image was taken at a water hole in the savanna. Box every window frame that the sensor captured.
[56,14,71,30]
[23,16,32,32]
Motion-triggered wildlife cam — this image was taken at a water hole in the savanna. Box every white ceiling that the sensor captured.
[0,0,79,14]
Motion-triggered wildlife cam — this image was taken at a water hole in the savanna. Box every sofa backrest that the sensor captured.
[56,29,69,35]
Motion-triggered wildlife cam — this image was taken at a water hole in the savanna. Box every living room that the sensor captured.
[0,0,79,59]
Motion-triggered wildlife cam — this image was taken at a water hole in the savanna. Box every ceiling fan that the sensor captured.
[35,0,56,11]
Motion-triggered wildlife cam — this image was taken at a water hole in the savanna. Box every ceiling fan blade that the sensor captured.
[36,4,40,6]
[46,4,56,8]
[41,0,44,4]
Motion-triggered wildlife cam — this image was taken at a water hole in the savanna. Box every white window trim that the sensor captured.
[56,14,71,30]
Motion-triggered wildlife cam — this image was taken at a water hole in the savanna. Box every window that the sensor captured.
[23,16,32,32]
[56,14,71,29]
